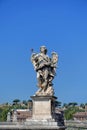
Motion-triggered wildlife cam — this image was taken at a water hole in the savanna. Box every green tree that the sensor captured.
[68,102,78,107]
[85,103,87,106]
[13,99,20,105]
[28,100,32,110]
[80,103,85,109]
[55,101,61,108]
[63,103,68,108]
[0,106,10,121]
[22,100,27,106]
[64,106,79,120]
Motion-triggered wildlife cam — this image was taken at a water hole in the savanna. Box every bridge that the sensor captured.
[0,121,87,130]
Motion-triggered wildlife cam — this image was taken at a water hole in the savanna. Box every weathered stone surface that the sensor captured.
[30,96,53,120]
[65,120,87,130]
[31,46,58,96]
[25,96,65,130]
[7,112,11,122]
[0,122,66,130]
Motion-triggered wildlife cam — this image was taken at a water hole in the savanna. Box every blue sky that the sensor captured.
[0,0,87,104]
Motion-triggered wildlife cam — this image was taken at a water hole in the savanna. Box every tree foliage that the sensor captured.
[64,103,85,120]
[13,99,20,105]
[55,101,61,107]
[64,106,79,120]
[0,106,10,121]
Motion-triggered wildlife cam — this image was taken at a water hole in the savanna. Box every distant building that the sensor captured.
[85,105,87,111]
[16,109,32,122]
[73,112,87,121]
[7,109,32,122]
[73,105,87,121]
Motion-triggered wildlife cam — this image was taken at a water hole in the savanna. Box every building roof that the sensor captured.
[73,112,87,118]
[15,109,32,120]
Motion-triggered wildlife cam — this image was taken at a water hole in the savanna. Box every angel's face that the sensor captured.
[40,46,47,54]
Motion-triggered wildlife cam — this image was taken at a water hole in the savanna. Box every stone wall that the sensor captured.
[66,127,87,130]
[65,120,87,130]
[0,122,65,130]
[0,120,87,130]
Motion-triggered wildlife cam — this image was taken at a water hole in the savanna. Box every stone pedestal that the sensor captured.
[31,96,55,120]
[26,95,66,130]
